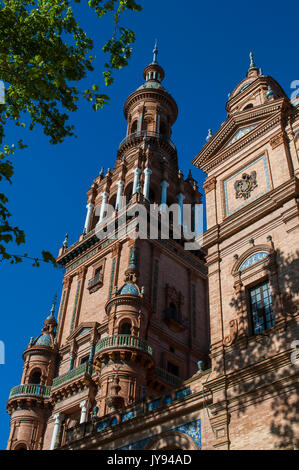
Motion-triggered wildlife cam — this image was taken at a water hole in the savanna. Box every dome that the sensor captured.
[137,80,166,91]
[119,283,139,296]
[35,334,53,347]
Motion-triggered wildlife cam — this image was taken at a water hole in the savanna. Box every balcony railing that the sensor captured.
[9,384,51,399]
[63,386,192,446]
[95,335,153,356]
[118,130,176,151]
[154,368,182,387]
[88,272,103,290]
[52,362,92,389]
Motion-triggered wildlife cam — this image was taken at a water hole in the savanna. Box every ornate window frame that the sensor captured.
[229,244,284,341]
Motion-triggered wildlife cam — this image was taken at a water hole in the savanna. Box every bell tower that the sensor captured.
[7,44,209,449]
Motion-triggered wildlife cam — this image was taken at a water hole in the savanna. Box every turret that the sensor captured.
[6,299,58,450]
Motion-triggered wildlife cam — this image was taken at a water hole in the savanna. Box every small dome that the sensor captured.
[35,334,53,347]
[137,80,166,91]
[119,283,139,296]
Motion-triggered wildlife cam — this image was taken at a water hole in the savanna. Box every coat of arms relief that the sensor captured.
[234,171,258,200]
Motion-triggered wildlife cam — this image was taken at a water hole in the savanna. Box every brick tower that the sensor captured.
[6,45,209,450]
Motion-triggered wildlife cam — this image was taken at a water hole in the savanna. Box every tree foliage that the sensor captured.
[0,0,141,265]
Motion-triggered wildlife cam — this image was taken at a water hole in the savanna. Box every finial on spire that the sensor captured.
[50,294,57,317]
[152,39,158,63]
[249,51,258,70]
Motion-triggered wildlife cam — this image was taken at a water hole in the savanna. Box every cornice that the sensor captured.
[192,99,289,171]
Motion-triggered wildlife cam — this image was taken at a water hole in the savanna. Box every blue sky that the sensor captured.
[0,0,298,448]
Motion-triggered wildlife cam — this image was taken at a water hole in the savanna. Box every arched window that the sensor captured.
[131,120,138,134]
[30,370,41,385]
[120,322,131,335]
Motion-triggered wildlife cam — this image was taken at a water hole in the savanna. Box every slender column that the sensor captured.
[143,168,152,200]
[99,192,109,222]
[160,180,169,210]
[115,180,124,210]
[79,399,89,424]
[83,202,94,234]
[88,342,95,362]
[177,193,185,225]
[132,168,141,194]
[68,353,75,371]
[50,413,64,450]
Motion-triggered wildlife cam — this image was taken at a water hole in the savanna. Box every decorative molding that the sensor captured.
[203,176,216,194]
[270,130,288,149]
[223,319,238,347]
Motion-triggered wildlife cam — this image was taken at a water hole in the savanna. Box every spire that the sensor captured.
[249,52,258,70]
[152,39,158,64]
[247,52,259,78]
[49,294,57,318]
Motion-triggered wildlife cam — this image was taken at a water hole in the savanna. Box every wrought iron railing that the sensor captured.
[95,335,153,356]
[118,130,176,151]
[9,384,51,399]
[52,362,92,389]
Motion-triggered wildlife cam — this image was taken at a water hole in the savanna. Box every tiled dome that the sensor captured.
[35,334,53,347]
[137,80,166,91]
[119,283,139,296]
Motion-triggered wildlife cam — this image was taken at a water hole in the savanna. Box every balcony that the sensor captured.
[8,384,51,400]
[154,368,182,387]
[95,335,153,357]
[62,386,192,447]
[118,130,176,152]
[87,272,103,293]
[52,362,93,390]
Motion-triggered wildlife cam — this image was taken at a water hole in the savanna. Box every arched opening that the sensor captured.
[29,370,41,385]
[108,193,117,211]
[14,444,28,451]
[131,120,138,134]
[124,182,133,204]
[243,103,254,111]
[149,188,157,204]
[119,322,132,335]
[142,118,151,132]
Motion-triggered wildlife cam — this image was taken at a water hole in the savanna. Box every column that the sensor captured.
[177,193,185,225]
[160,180,169,211]
[83,202,94,234]
[132,168,141,194]
[115,180,124,210]
[99,192,109,223]
[50,413,64,450]
[88,342,95,362]
[79,399,89,424]
[143,168,152,200]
